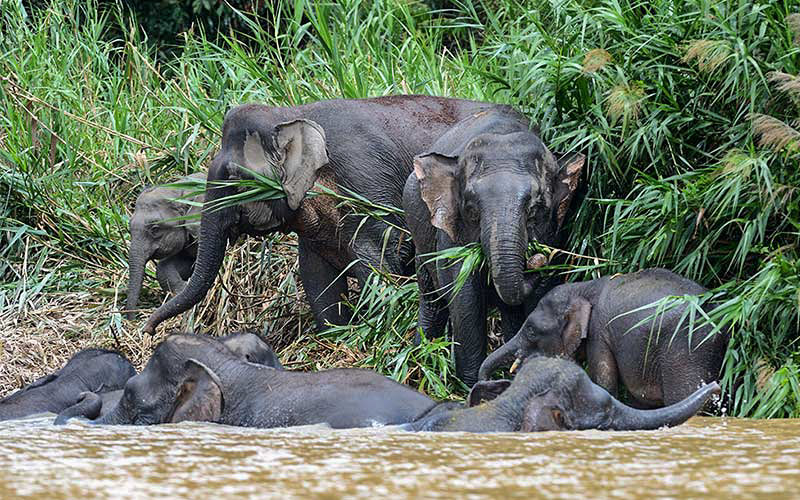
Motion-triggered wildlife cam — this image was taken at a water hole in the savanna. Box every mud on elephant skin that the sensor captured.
[143,96,499,333]
[407,356,720,433]
[55,331,283,424]
[126,172,205,320]
[480,268,730,408]
[403,106,585,385]
[85,334,437,428]
[0,348,135,421]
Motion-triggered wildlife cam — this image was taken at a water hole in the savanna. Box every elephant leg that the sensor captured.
[414,258,449,344]
[586,337,619,399]
[298,239,351,329]
[156,255,192,295]
[442,266,488,386]
[497,302,526,343]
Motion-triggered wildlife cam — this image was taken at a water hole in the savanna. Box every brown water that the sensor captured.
[1,417,798,499]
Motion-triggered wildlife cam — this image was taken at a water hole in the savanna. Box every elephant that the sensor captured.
[126,172,205,320]
[479,268,730,408]
[55,331,283,424]
[142,96,496,334]
[0,348,135,421]
[402,106,585,384]
[75,334,438,428]
[407,356,720,432]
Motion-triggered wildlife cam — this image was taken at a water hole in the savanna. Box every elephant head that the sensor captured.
[418,356,719,432]
[413,135,583,306]
[219,331,283,369]
[93,335,230,425]
[126,173,204,320]
[478,283,589,380]
[143,117,329,334]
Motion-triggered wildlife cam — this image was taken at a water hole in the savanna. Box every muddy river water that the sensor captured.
[1,416,798,499]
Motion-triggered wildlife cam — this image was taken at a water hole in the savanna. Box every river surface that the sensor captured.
[1,416,798,499]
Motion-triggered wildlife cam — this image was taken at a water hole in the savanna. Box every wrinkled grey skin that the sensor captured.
[0,349,135,421]
[479,269,729,408]
[89,334,436,428]
[127,172,205,320]
[408,356,720,432]
[218,331,283,369]
[143,96,495,333]
[403,107,584,385]
[55,332,283,424]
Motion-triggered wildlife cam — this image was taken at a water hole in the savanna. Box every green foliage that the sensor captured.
[2,0,799,415]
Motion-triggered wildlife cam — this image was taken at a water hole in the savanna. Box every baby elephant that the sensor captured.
[0,348,135,421]
[479,268,729,408]
[126,172,205,320]
[409,356,720,432]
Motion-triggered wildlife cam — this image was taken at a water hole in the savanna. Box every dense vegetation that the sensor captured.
[1,0,798,415]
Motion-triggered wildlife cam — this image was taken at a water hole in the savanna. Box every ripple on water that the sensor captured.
[0,417,799,499]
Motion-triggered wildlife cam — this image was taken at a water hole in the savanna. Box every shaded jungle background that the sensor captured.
[1,0,798,415]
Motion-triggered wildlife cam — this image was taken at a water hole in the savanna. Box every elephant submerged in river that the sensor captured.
[126,172,205,319]
[479,268,729,408]
[0,348,135,421]
[403,106,584,384]
[408,356,720,432]
[143,96,496,333]
[55,332,283,424]
[67,334,439,428]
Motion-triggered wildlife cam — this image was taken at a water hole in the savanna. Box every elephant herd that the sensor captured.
[2,95,729,433]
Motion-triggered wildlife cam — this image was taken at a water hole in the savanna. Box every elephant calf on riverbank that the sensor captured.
[0,348,135,421]
[408,356,719,432]
[479,268,729,408]
[80,334,438,428]
[126,172,205,320]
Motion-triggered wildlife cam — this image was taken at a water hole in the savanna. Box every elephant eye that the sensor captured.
[551,408,567,429]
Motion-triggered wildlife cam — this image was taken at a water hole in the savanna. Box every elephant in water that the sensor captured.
[407,356,720,432]
[126,172,205,320]
[402,106,584,385]
[69,334,437,428]
[479,269,729,408]
[55,332,283,424]
[0,348,135,421]
[143,96,496,333]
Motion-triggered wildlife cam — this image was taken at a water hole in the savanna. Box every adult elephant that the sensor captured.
[143,96,494,333]
[0,348,135,421]
[402,106,584,384]
[80,334,438,428]
[478,269,729,408]
[407,356,720,432]
[126,172,205,320]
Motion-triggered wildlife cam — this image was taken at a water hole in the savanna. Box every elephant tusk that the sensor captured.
[509,357,522,374]
[526,253,547,271]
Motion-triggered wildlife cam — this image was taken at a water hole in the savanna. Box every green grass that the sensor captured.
[1,0,799,415]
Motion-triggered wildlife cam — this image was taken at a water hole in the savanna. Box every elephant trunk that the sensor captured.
[54,392,103,425]
[143,184,237,334]
[483,211,532,306]
[478,334,525,380]
[608,382,721,431]
[125,239,152,321]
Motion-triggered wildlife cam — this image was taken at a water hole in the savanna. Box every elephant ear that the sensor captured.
[274,119,329,210]
[467,379,512,407]
[552,152,585,231]
[413,153,461,240]
[521,389,566,431]
[561,296,592,357]
[167,359,224,424]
